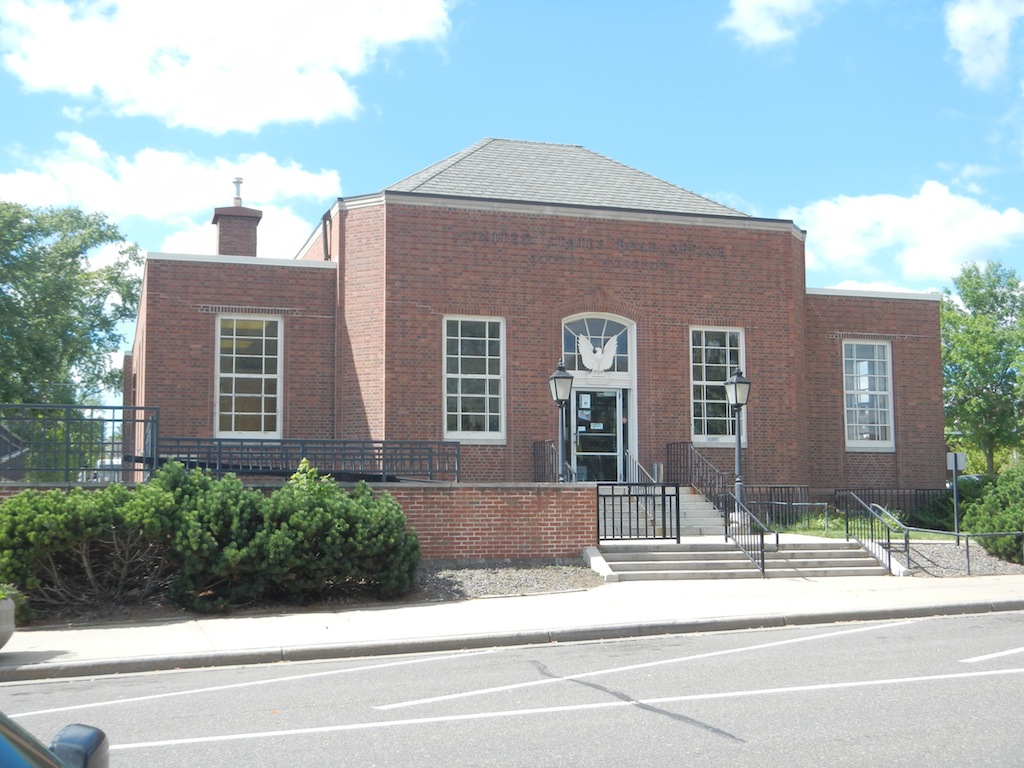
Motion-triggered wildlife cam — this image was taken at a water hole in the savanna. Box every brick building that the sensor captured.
[124,138,946,498]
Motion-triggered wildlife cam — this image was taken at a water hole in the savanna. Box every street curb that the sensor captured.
[2,598,1022,682]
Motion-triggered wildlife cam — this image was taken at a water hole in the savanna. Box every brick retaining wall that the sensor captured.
[0,482,597,563]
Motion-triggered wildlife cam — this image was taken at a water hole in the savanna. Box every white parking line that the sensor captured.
[376,619,917,710]
[961,646,1024,664]
[111,665,1024,751]
[10,650,496,719]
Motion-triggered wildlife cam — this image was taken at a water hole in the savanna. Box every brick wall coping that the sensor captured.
[325,191,807,239]
[145,252,337,269]
[807,287,941,302]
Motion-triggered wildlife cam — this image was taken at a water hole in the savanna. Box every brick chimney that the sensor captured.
[212,177,262,257]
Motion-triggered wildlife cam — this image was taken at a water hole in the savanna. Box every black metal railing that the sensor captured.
[839,487,950,529]
[0,404,159,483]
[158,437,460,482]
[836,491,907,574]
[744,484,826,529]
[666,441,731,512]
[837,490,1024,576]
[533,439,577,483]
[597,483,682,541]
[725,492,774,575]
[533,440,555,482]
[906,529,1024,576]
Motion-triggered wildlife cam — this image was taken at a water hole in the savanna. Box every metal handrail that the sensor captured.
[671,441,731,514]
[901,528,1024,576]
[749,500,832,530]
[725,492,775,575]
[837,491,906,574]
[624,449,656,484]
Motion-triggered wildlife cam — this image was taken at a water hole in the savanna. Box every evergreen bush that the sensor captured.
[962,465,1024,564]
[150,462,267,611]
[256,460,420,601]
[0,483,176,616]
[0,459,421,617]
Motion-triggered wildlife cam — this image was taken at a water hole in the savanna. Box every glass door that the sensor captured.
[573,390,622,481]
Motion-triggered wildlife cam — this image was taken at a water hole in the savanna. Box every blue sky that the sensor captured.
[2,0,1024,298]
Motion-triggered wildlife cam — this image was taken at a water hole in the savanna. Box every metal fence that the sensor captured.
[0,404,159,483]
[157,437,460,482]
[838,487,951,528]
[0,404,460,485]
[597,483,682,541]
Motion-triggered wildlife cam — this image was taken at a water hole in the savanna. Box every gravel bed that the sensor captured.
[414,563,606,602]
[904,541,1024,577]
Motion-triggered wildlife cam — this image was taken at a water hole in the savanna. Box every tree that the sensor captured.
[0,202,141,403]
[941,261,1024,475]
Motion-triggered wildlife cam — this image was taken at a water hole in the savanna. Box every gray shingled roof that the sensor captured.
[386,138,748,218]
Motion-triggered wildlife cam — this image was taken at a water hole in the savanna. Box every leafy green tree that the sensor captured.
[0,201,141,403]
[941,261,1024,475]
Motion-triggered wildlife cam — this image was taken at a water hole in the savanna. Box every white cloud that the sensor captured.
[782,181,1024,283]
[719,0,828,46]
[0,0,451,134]
[945,0,1024,88]
[0,131,340,256]
[0,131,339,219]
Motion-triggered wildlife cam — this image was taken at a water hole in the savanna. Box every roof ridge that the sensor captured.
[383,138,749,219]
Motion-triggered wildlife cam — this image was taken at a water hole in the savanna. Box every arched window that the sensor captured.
[562,317,629,374]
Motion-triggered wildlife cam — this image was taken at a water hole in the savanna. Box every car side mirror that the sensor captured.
[49,724,109,768]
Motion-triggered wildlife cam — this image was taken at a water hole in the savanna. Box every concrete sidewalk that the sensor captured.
[2,573,1023,682]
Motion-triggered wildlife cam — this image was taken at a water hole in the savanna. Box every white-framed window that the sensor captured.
[216,316,281,437]
[690,327,744,444]
[562,316,630,374]
[843,340,894,451]
[444,316,505,442]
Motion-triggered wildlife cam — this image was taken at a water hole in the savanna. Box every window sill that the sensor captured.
[446,435,507,446]
[692,436,747,448]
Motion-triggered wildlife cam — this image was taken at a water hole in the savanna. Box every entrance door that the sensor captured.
[573,390,622,481]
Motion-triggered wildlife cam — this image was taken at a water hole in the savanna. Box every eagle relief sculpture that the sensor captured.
[577,334,617,372]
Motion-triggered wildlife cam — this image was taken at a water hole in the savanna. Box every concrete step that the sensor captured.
[604,549,748,563]
[765,565,889,578]
[596,539,889,581]
[612,568,763,581]
[611,558,756,571]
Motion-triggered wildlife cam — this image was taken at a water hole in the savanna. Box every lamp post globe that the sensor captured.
[723,369,751,505]
[548,361,574,482]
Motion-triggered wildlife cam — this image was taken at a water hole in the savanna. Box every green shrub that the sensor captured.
[256,460,420,601]
[917,475,996,532]
[0,483,176,617]
[343,482,420,598]
[150,462,267,612]
[0,460,420,617]
[962,465,1024,564]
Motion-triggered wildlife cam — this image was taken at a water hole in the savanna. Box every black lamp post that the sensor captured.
[724,368,751,505]
[548,360,574,482]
